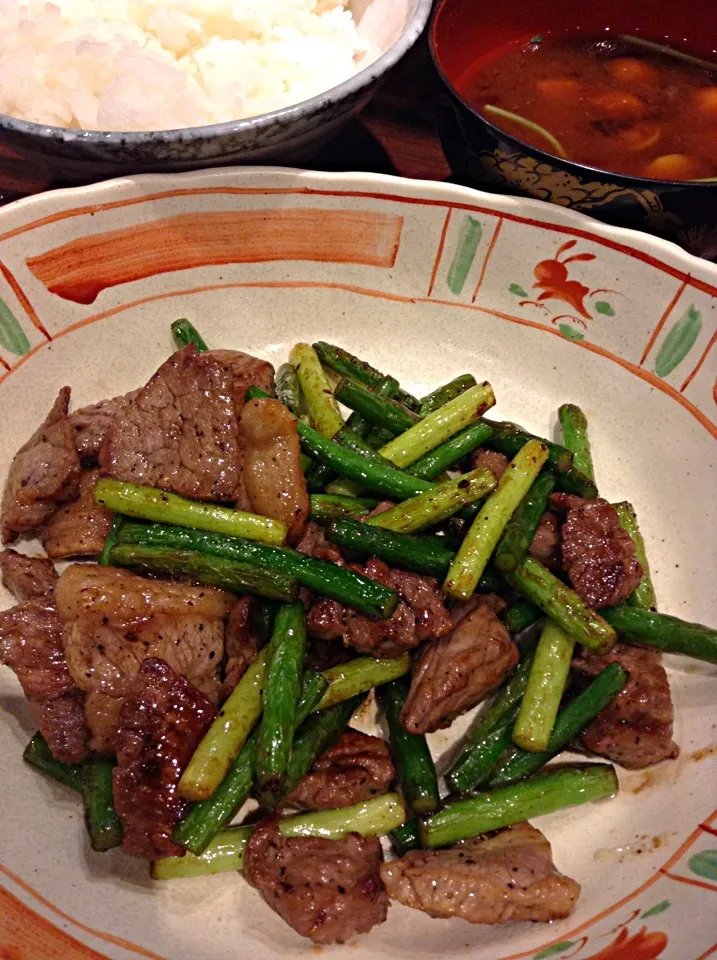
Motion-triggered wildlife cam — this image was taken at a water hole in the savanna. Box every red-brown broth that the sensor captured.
[460,36,717,181]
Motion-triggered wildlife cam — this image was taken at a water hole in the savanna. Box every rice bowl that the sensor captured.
[0,0,377,131]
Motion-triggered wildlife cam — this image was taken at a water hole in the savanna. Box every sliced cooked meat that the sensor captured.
[572,643,679,768]
[244,819,388,944]
[0,597,89,762]
[99,345,242,502]
[240,398,309,543]
[220,596,263,700]
[401,597,518,734]
[285,731,394,810]
[42,469,112,559]
[203,349,275,417]
[68,389,139,461]
[114,658,216,859]
[308,558,451,659]
[56,564,231,752]
[296,521,344,564]
[305,636,352,672]
[1,387,81,543]
[380,822,580,924]
[550,494,643,608]
[471,448,510,482]
[0,549,57,602]
[528,510,562,570]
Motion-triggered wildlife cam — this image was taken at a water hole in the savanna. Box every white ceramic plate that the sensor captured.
[0,168,716,960]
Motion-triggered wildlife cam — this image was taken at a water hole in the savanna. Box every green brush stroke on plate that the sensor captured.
[688,850,717,880]
[558,323,585,342]
[594,301,615,316]
[641,900,670,918]
[534,942,578,959]
[654,304,702,377]
[447,216,482,295]
[0,297,30,356]
[509,283,528,297]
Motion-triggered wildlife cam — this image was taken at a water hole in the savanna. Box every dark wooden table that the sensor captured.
[0,40,451,205]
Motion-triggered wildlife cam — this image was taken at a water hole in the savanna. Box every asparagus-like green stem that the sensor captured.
[318,654,411,710]
[117,521,397,619]
[390,819,421,855]
[153,825,253,880]
[23,732,83,792]
[420,765,618,848]
[327,520,455,578]
[419,375,478,416]
[512,620,574,753]
[558,403,595,482]
[282,696,362,800]
[366,467,496,533]
[313,341,420,411]
[275,363,302,417]
[446,646,535,794]
[334,377,419,436]
[157,795,406,878]
[508,557,617,653]
[174,669,327,855]
[493,471,555,573]
[280,792,406,839]
[378,382,496,469]
[171,318,208,352]
[309,494,379,522]
[380,678,439,814]
[290,342,344,439]
[256,603,307,794]
[613,501,657,611]
[95,479,287,546]
[408,422,495,481]
[98,514,123,566]
[601,605,717,664]
[324,420,400,497]
[490,663,628,785]
[179,649,268,802]
[483,419,597,498]
[83,758,123,852]
[445,440,549,600]
[502,598,543,634]
[109,544,298,603]
[446,708,517,795]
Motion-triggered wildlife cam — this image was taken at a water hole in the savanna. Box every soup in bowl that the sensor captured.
[430,0,717,258]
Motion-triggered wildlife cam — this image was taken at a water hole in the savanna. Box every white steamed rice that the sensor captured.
[0,0,373,131]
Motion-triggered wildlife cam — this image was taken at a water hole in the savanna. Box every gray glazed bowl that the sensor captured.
[0,0,432,182]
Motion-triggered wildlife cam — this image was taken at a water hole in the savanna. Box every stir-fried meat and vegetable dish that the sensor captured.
[2,321,715,945]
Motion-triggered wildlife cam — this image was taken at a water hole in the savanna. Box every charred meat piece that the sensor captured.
[401,597,518,734]
[304,636,352,672]
[68,389,139,462]
[572,643,679,768]
[203,349,275,417]
[114,658,216,859]
[99,345,242,502]
[0,549,57,602]
[0,597,89,762]
[220,596,263,701]
[1,387,81,543]
[244,819,389,944]
[471,448,510,482]
[240,398,309,543]
[528,510,562,570]
[296,521,344,564]
[56,564,231,753]
[42,469,112,559]
[285,731,394,810]
[551,494,642,608]
[308,558,452,659]
[381,822,580,924]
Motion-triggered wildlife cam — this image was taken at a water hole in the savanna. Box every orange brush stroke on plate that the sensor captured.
[0,884,109,960]
[25,209,403,304]
[583,926,668,960]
